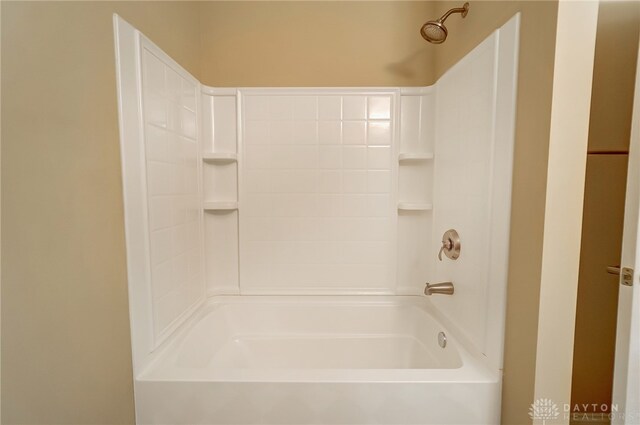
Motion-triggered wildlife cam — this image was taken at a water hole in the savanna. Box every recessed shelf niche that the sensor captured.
[396,89,436,294]
[398,161,434,206]
[201,90,240,295]
[201,90,237,154]
[203,162,237,205]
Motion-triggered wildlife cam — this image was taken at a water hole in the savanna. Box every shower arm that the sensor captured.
[437,5,469,23]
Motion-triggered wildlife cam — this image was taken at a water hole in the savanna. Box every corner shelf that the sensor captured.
[398,152,434,162]
[203,201,238,211]
[397,202,433,211]
[202,152,238,163]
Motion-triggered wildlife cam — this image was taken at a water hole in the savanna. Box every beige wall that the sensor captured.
[199,1,436,87]
[432,1,558,423]
[587,1,640,154]
[571,0,640,412]
[1,2,201,423]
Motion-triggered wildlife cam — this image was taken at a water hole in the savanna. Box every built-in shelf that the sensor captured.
[203,201,238,211]
[202,152,238,163]
[397,202,433,211]
[398,152,434,162]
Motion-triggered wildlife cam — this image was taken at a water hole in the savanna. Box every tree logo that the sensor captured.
[529,398,560,424]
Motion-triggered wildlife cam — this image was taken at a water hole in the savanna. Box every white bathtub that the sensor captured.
[136,296,501,424]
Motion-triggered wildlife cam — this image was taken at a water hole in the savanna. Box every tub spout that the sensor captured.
[424,282,454,296]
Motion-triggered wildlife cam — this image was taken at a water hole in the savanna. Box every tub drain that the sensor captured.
[438,331,447,348]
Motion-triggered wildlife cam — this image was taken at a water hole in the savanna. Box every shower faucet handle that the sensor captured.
[438,240,452,261]
[438,229,461,261]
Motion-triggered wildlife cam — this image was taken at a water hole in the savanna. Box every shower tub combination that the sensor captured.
[115,11,520,425]
[136,297,499,424]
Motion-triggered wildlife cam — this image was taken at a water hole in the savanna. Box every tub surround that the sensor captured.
[115,12,519,424]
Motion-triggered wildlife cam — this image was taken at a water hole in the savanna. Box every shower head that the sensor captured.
[421,21,448,44]
[420,2,469,44]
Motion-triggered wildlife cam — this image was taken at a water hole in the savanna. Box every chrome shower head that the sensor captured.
[420,2,469,44]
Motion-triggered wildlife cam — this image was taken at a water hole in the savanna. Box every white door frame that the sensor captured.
[611,29,640,425]
[533,1,599,424]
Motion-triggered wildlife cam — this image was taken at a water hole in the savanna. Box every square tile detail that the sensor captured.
[141,47,203,341]
[241,93,396,293]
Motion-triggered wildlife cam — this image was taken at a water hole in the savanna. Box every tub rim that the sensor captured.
[138,295,499,384]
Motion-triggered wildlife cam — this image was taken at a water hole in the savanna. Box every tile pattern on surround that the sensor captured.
[142,49,203,340]
[241,94,396,292]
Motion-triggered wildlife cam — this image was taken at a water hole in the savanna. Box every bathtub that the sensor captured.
[135,296,501,424]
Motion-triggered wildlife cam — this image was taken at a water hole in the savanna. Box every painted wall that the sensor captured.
[432,1,559,423]
[586,1,640,154]
[571,0,640,413]
[1,2,201,423]
[198,1,436,87]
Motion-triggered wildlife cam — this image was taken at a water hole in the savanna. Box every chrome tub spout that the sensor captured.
[424,282,455,296]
